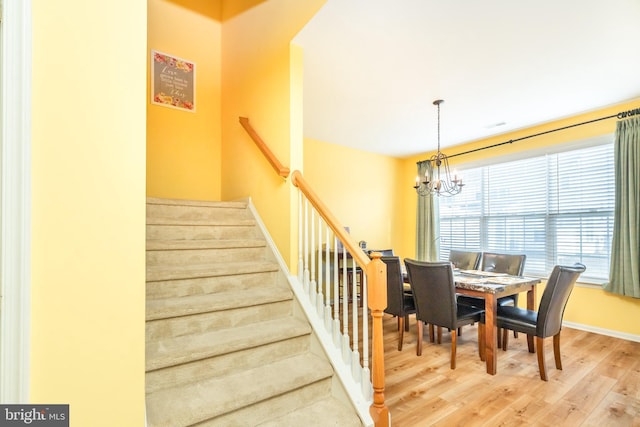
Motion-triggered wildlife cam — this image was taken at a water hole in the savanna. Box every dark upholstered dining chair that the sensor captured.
[381,256,415,351]
[458,252,527,341]
[480,263,586,381]
[448,249,481,270]
[458,252,527,308]
[481,252,527,276]
[404,259,484,369]
[370,248,394,257]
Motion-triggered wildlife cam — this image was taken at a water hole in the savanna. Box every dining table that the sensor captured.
[404,268,541,375]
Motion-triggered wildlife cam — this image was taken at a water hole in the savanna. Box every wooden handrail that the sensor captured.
[292,170,389,426]
[291,170,369,268]
[239,117,290,178]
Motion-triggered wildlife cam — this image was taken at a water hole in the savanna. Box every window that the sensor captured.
[438,143,614,283]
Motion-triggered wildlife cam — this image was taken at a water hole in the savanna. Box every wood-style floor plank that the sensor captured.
[582,391,640,427]
[378,313,640,427]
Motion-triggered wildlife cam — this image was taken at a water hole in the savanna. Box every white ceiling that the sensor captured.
[293,0,640,158]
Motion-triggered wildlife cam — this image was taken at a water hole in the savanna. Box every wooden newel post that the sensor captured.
[367,253,389,427]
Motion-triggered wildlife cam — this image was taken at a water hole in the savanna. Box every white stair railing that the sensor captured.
[240,116,389,426]
[291,170,389,427]
[298,192,373,397]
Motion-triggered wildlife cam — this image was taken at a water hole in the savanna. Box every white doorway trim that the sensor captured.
[0,0,32,403]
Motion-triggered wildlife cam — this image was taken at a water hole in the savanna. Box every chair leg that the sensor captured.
[478,323,485,361]
[417,321,423,356]
[458,327,462,336]
[553,333,562,370]
[398,316,405,351]
[428,324,435,343]
[437,326,443,344]
[405,315,410,331]
[450,329,457,369]
[502,328,509,351]
[536,336,548,381]
[497,327,502,348]
[527,334,535,353]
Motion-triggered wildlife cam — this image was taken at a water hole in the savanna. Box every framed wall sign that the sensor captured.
[151,50,195,112]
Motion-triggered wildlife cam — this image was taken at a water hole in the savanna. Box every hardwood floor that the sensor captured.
[380,314,640,426]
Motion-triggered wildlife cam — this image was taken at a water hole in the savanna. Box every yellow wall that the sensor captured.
[147,0,223,200]
[220,0,325,270]
[304,138,405,252]
[31,1,147,425]
[399,99,640,336]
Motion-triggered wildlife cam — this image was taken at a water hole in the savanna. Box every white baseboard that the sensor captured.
[563,321,640,343]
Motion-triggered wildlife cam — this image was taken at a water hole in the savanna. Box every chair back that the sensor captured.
[404,259,457,330]
[536,263,586,338]
[448,249,481,270]
[381,256,407,316]
[481,252,526,276]
[369,248,394,257]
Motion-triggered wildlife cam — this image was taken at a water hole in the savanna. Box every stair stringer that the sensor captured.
[247,199,375,427]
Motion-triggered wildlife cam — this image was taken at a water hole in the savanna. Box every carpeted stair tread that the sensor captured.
[146,216,256,226]
[146,197,247,209]
[145,353,333,427]
[146,285,292,321]
[146,316,311,371]
[146,238,266,250]
[256,397,363,427]
[146,260,279,282]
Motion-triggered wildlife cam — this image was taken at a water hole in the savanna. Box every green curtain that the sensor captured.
[605,116,640,298]
[415,160,439,261]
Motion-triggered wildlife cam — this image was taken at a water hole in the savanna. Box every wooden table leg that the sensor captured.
[526,285,537,353]
[484,295,497,375]
[527,285,536,310]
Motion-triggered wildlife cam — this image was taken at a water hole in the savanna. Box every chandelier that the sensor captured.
[414,99,464,197]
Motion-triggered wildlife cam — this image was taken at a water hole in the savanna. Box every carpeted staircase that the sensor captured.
[145,197,362,426]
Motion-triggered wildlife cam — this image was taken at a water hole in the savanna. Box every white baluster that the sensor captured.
[341,246,350,363]
[303,200,310,294]
[333,235,341,347]
[316,214,324,316]
[361,367,372,401]
[351,256,361,382]
[361,274,371,399]
[297,191,303,283]
[362,273,369,365]
[324,225,332,332]
[309,210,316,306]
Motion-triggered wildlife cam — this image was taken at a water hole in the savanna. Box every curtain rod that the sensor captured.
[424,106,640,161]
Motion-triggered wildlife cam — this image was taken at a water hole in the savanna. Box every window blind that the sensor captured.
[439,143,614,282]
